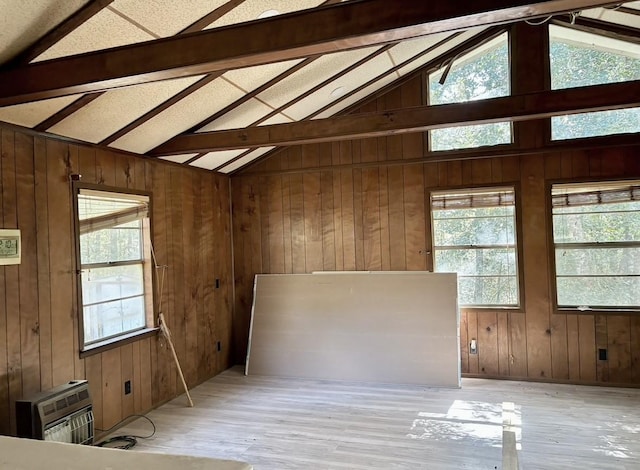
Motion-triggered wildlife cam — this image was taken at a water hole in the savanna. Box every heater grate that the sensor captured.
[16,380,94,445]
[44,407,94,445]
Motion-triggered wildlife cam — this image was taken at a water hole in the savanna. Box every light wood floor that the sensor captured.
[110,367,640,469]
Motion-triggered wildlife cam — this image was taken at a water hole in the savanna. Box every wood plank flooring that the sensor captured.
[109,367,640,469]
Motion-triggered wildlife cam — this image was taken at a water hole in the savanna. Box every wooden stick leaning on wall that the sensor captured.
[151,244,194,407]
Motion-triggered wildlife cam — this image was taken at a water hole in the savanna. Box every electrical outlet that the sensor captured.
[598,348,608,361]
[124,380,131,395]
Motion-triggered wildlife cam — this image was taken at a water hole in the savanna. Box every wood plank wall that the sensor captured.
[231,73,640,386]
[0,126,234,436]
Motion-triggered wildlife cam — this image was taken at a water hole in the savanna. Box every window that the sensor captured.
[431,187,520,307]
[551,181,640,311]
[428,32,512,151]
[74,186,154,350]
[549,25,640,140]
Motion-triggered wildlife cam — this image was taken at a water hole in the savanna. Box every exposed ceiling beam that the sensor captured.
[0,0,618,107]
[149,79,640,155]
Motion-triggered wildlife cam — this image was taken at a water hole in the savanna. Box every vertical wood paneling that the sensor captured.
[460,312,469,374]
[231,140,639,386]
[321,171,336,271]
[477,313,499,376]
[403,167,425,271]
[101,348,122,430]
[303,173,323,272]
[362,168,381,270]
[578,315,597,382]
[268,176,285,273]
[387,167,406,270]
[467,312,479,374]
[1,130,12,434]
[566,314,581,382]
[46,139,76,386]
[521,155,552,378]
[0,124,234,435]
[289,174,305,273]
[15,133,39,398]
[607,316,631,384]
[34,137,53,392]
[2,130,21,435]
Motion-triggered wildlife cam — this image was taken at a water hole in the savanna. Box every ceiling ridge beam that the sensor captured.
[0,0,620,107]
[149,79,640,155]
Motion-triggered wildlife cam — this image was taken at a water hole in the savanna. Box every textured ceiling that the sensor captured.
[0,0,638,174]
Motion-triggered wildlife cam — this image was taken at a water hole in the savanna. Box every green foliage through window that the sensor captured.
[431,187,520,307]
[551,181,640,310]
[428,32,512,151]
[549,25,640,140]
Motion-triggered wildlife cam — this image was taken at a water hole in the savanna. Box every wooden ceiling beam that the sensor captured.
[0,0,619,106]
[149,79,640,155]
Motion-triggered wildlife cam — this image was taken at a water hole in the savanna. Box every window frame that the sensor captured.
[429,183,525,311]
[72,182,158,357]
[424,29,515,153]
[547,177,640,314]
[547,23,640,142]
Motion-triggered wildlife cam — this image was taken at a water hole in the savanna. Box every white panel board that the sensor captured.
[246,272,460,387]
[0,435,252,469]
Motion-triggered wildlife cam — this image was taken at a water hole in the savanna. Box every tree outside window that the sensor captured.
[428,32,512,151]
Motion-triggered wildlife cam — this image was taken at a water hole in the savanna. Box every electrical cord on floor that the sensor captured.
[94,414,156,450]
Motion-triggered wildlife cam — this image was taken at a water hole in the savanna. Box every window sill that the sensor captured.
[460,306,524,313]
[554,308,640,315]
[80,327,159,358]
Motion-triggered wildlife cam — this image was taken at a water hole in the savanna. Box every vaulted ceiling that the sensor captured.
[0,0,638,173]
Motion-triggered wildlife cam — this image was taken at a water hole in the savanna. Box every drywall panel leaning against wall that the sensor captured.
[246,271,460,387]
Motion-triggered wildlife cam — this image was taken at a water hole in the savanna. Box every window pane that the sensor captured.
[549,25,640,90]
[459,276,519,306]
[433,207,515,246]
[80,223,142,265]
[551,108,640,141]
[428,32,511,151]
[549,25,640,140]
[556,276,640,308]
[431,187,519,307]
[553,204,640,243]
[552,181,640,309]
[431,123,511,151]
[435,248,517,276]
[82,264,144,306]
[83,296,146,344]
[556,247,640,276]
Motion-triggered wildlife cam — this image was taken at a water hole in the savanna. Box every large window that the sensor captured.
[431,187,520,308]
[549,25,640,140]
[551,181,640,311]
[428,32,512,151]
[75,186,154,349]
